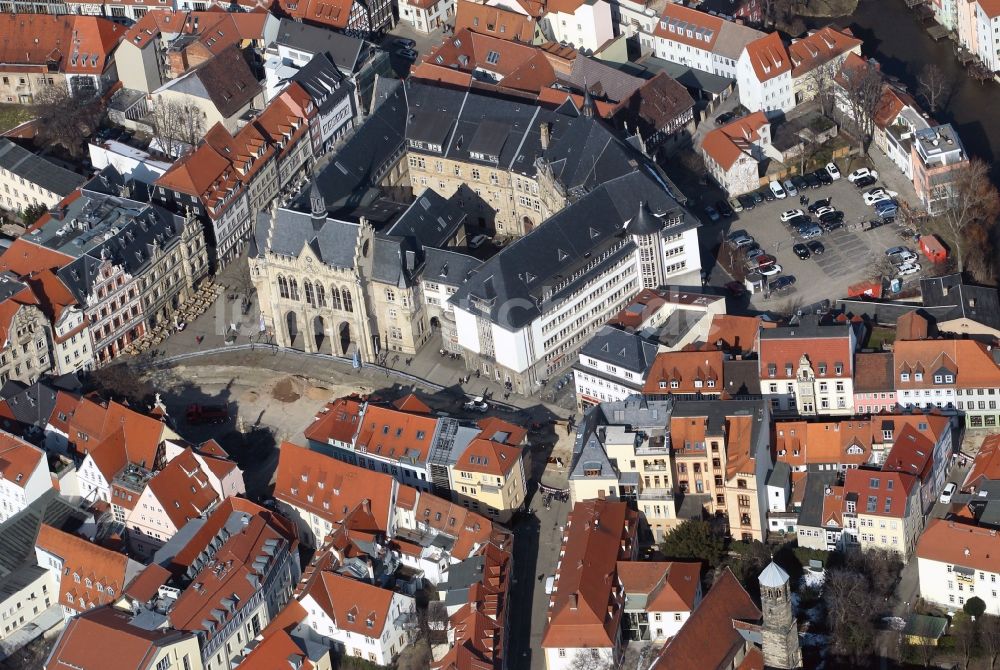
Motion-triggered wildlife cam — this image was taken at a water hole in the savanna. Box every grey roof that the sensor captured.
[450,170,698,330]
[275,19,365,74]
[0,379,63,430]
[759,315,850,340]
[565,55,645,103]
[920,273,1000,330]
[422,248,479,288]
[759,561,789,588]
[385,189,467,249]
[835,298,954,327]
[0,139,84,198]
[643,307,703,348]
[291,52,355,115]
[625,200,665,236]
[639,56,734,94]
[158,45,260,119]
[579,326,658,374]
[767,461,791,489]
[371,236,422,288]
[723,359,761,398]
[796,470,840,528]
[0,489,89,579]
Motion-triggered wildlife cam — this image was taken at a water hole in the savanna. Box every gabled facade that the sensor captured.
[649,4,764,79]
[737,32,794,115]
[700,112,775,196]
[917,518,1000,614]
[842,468,921,558]
[0,431,52,523]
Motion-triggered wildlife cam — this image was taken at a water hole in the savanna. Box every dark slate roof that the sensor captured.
[275,18,365,74]
[422,247,479,288]
[624,201,665,236]
[767,461,791,489]
[0,489,89,579]
[384,188,467,249]
[256,208,360,269]
[758,315,850,340]
[449,170,697,330]
[723,359,761,398]
[579,325,658,374]
[920,273,1000,330]
[291,52,355,115]
[169,44,261,119]
[0,379,62,429]
[0,139,84,198]
[371,236,422,288]
[835,298,954,327]
[298,80,406,215]
[796,470,840,528]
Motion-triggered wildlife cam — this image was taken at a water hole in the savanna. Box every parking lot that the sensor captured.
[713,168,928,310]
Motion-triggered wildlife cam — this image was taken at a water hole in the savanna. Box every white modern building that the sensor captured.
[0,433,52,524]
[917,518,1000,614]
[543,0,615,52]
[736,32,794,115]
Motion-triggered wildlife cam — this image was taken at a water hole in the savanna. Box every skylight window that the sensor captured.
[486,50,501,65]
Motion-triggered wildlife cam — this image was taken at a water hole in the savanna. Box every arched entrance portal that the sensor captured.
[286,312,299,348]
[313,316,328,353]
[430,316,441,330]
[523,216,534,234]
[338,322,354,356]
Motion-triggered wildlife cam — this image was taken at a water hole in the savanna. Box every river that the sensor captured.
[821,0,1000,183]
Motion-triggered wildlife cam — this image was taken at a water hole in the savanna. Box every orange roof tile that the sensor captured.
[393,392,432,414]
[0,15,125,76]
[894,339,1000,389]
[758,331,853,381]
[416,494,497,560]
[476,416,528,446]
[454,438,523,477]
[0,432,45,489]
[964,433,1000,491]
[700,111,770,171]
[238,627,315,670]
[274,442,395,532]
[775,419,872,469]
[355,404,438,464]
[788,27,861,77]
[642,351,724,395]
[36,524,132,614]
[542,499,637,650]
[616,561,700,612]
[123,563,171,602]
[853,352,894,394]
[302,571,397,637]
[704,314,769,354]
[725,415,756,479]
[303,397,364,445]
[277,0,352,28]
[743,32,791,83]
[843,468,917,519]
[651,568,760,670]
[454,0,536,42]
[0,237,74,279]
[146,448,221,528]
[917,518,1000,572]
[653,4,724,52]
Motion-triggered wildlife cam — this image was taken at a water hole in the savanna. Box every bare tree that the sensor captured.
[805,60,839,117]
[31,83,105,158]
[825,568,881,663]
[918,63,954,115]
[568,650,613,670]
[981,614,1000,669]
[931,158,1000,280]
[952,613,980,670]
[903,638,937,668]
[839,58,885,154]
[149,98,206,158]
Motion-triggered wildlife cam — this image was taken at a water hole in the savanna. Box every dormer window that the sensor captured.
[835,364,843,375]
[934,374,942,384]
[659,381,667,389]
[768,364,776,378]
[670,380,679,389]
[818,364,827,375]
[707,379,715,388]
[946,375,954,383]
[914,372,923,382]
[785,365,793,377]
[694,380,703,388]
[900,373,910,382]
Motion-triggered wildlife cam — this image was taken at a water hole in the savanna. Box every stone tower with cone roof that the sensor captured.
[759,561,802,669]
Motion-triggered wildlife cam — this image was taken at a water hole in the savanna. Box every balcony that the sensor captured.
[638,488,675,502]
[643,463,669,472]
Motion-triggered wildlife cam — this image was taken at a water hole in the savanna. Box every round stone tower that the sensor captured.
[759,561,802,669]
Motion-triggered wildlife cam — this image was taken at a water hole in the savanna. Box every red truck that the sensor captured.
[186,404,229,425]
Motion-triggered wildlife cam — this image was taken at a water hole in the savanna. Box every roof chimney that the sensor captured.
[539,121,551,150]
[569,593,579,609]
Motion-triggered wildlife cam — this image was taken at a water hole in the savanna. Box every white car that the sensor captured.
[848,167,879,183]
[780,208,805,222]
[814,206,835,217]
[759,264,783,277]
[825,162,842,180]
[897,262,921,276]
[940,482,957,504]
[463,397,489,412]
[769,180,787,199]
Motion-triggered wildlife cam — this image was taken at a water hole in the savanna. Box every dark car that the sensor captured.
[819,210,844,224]
[749,191,764,205]
[803,173,822,189]
[716,199,734,217]
[853,175,877,189]
[738,194,756,210]
[703,205,720,222]
[807,198,831,213]
[785,214,810,228]
[807,240,825,255]
[397,47,418,60]
[814,168,833,185]
[792,175,809,192]
[770,276,797,292]
[760,188,775,202]
[793,243,811,260]
[715,111,737,124]
[821,219,844,231]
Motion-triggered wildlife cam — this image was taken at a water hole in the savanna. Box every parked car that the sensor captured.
[848,167,879,183]
[819,210,844,225]
[813,206,835,217]
[803,173,822,189]
[780,208,805,222]
[749,191,764,205]
[863,188,890,205]
[785,214,811,228]
[770,276,797,292]
[852,175,877,189]
[877,206,899,220]
[886,246,917,262]
[716,111,737,124]
[759,263,783,276]
[760,188,775,202]
[897,262,921,276]
[825,162,842,180]
[821,219,844,232]
[716,199,735,217]
[729,196,744,213]
[745,247,765,260]
[940,482,957,504]
[814,168,833,185]
[464,396,489,412]
[397,47,418,60]
[793,243,811,260]
[807,240,825,255]
[746,254,777,272]
[469,234,490,249]
[186,404,229,425]
[737,194,756,210]
[808,198,832,213]
[782,179,798,197]
[798,224,823,239]
[729,234,755,249]
[792,175,809,192]
[703,205,720,222]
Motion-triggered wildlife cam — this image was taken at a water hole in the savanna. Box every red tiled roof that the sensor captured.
[123,563,171,602]
[542,499,637,650]
[454,0,536,42]
[758,334,853,381]
[788,27,861,77]
[963,433,1000,491]
[843,468,917,519]
[0,237,74,277]
[917,518,1000,572]
[454,438,522,477]
[642,350,724,395]
[854,352,895,394]
[653,4,724,51]
[700,111,769,171]
[0,432,45,489]
[393,393,432,414]
[355,404,438,464]
[277,0,352,29]
[615,561,700,612]
[476,416,528,446]
[743,32,791,83]
[302,571,397,637]
[651,568,761,670]
[238,626,315,670]
[123,10,269,53]
[36,524,131,614]
[0,15,125,76]
[894,339,1000,389]
[145,448,221,528]
[775,419,872,469]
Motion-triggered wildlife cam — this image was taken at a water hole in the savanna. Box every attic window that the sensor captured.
[486,50,500,65]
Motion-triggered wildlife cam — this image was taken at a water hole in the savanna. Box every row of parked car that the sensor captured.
[726,231,796,294]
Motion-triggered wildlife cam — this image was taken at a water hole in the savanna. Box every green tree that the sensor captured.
[19,203,47,226]
[659,519,724,567]
[966,596,988,619]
